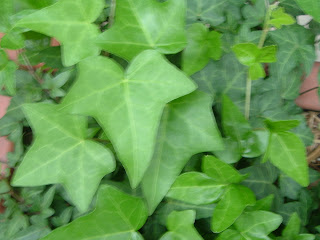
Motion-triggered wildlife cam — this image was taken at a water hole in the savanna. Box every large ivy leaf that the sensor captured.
[159,210,203,240]
[15,0,104,66]
[186,0,228,26]
[12,103,115,212]
[211,184,256,233]
[269,131,309,187]
[270,25,315,77]
[295,0,320,23]
[182,23,222,76]
[142,91,223,214]
[42,185,148,240]
[61,50,196,188]
[166,172,226,205]
[96,0,187,61]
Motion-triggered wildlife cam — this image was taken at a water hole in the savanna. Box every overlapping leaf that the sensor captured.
[12,103,115,212]
[61,50,196,188]
[182,23,222,76]
[0,50,17,95]
[16,0,104,66]
[96,0,187,60]
[186,0,228,26]
[160,210,203,240]
[142,91,223,214]
[42,185,148,240]
[295,0,320,22]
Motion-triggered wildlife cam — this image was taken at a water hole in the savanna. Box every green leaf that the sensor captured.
[61,50,196,188]
[257,45,277,63]
[16,0,104,66]
[295,0,320,23]
[96,0,187,60]
[269,131,309,187]
[0,50,17,95]
[213,138,242,164]
[232,43,260,66]
[282,213,301,238]
[160,210,203,240]
[222,95,251,142]
[247,194,275,212]
[270,25,315,76]
[270,7,295,28]
[216,229,243,240]
[264,119,300,132]
[233,211,283,239]
[142,91,223,214]
[12,103,115,212]
[249,63,265,80]
[192,53,247,107]
[182,23,222,76]
[279,173,302,200]
[202,155,245,184]
[166,172,226,205]
[42,185,148,240]
[211,184,256,233]
[0,0,13,31]
[186,0,228,26]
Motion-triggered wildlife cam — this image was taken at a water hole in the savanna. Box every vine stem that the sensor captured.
[108,0,116,29]
[245,0,271,119]
[245,73,252,120]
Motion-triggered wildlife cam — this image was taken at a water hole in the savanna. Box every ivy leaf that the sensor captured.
[192,54,247,107]
[295,0,320,23]
[0,0,13,32]
[166,172,226,205]
[142,91,223,214]
[264,119,300,132]
[186,0,228,26]
[182,23,222,76]
[270,7,295,29]
[16,0,104,66]
[202,155,245,184]
[61,50,196,188]
[159,210,203,240]
[233,211,282,239]
[12,103,115,212]
[0,50,17,95]
[211,184,256,233]
[96,0,187,61]
[270,25,315,76]
[268,131,309,187]
[42,185,148,240]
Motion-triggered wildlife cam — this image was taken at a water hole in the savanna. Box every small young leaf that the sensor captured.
[257,45,277,63]
[97,0,187,60]
[232,43,259,66]
[264,119,300,132]
[42,185,148,240]
[249,62,265,80]
[12,103,115,212]
[211,184,256,233]
[269,131,309,187]
[270,7,295,28]
[182,23,222,76]
[16,0,104,66]
[166,172,226,205]
[160,210,203,240]
[61,50,196,188]
[202,155,245,184]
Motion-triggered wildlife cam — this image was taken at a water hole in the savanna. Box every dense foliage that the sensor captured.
[1,0,320,239]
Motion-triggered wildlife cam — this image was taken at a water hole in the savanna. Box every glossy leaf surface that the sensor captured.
[61,50,196,188]
[142,91,223,214]
[211,184,256,233]
[97,0,187,60]
[12,103,115,212]
[16,0,104,66]
[166,172,226,205]
[42,185,148,240]
[160,210,203,240]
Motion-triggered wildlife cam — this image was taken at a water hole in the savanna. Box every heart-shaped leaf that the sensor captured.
[61,50,196,188]
[96,0,187,60]
[42,185,148,240]
[12,103,115,212]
